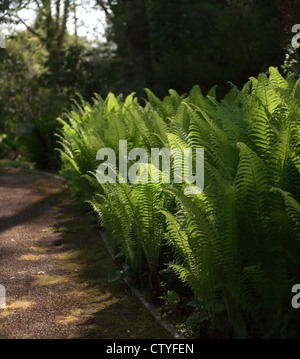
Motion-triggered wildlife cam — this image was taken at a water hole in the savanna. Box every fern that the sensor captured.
[58,67,300,338]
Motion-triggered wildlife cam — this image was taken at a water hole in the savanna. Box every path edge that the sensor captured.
[99,229,186,340]
[0,167,66,182]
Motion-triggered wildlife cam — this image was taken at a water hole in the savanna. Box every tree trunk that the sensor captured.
[126,0,152,88]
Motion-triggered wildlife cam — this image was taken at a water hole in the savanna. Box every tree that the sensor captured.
[95,0,287,97]
[96,0,152,94]
[1,0,74,86]
[126,0,152,88]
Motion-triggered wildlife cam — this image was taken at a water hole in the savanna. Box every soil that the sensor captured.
[0,168,172,339]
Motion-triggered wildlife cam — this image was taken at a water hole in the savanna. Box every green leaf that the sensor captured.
[108,266,122,282]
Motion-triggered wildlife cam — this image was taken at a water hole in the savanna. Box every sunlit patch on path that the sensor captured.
[0,168,171,339]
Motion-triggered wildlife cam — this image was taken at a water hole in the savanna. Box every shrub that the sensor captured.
[58,68,300,338]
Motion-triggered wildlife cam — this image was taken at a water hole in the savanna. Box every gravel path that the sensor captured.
[0,168,171,339]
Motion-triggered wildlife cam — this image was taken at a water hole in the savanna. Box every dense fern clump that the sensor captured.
[58,68,300,338]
